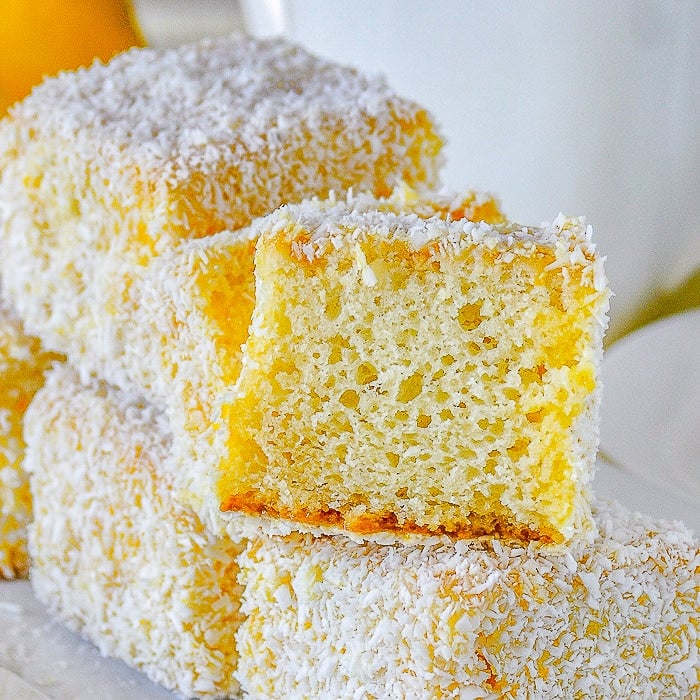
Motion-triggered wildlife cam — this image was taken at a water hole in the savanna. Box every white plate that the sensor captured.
[599,309,700,516]
[1,456,696,699]
[0,579,174,699]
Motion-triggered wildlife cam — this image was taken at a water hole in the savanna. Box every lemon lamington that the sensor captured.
[0,35,441,365]
[237,502,699,699]
[25,364,244,699]
[117,188,503,526]
[0,298,60,579]
[26,362,699,699]
[217,193,610,545]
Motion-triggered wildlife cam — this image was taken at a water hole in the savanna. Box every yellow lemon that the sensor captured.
[0,0,145,113]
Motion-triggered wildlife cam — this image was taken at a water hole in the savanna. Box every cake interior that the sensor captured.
[215,207,606,543]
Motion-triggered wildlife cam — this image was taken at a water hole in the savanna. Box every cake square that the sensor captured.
[124,188,505,530]
[0,35,442,366]
[216,194,610,544]
[237,501,699,698]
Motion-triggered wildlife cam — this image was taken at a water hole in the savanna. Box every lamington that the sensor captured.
[216,192,610,545]
[236,502,699,699]
[25,364,244,699]
[0,298,61,578]
[0,35,442,369]
[66,188,502,523]
[25,364,699,699]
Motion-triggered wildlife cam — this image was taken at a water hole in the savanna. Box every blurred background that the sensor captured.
[0,0,697,509]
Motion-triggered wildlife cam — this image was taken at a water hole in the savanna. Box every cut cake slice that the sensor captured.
[0,35,442,368]
[25,364,699,699]
[0,298,61,578]
[4,186,502,529]
[115,188,504,527]
[216,193,610,545]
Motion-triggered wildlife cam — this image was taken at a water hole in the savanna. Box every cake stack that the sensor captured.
[0,33,440,581]
[0,36,697,699]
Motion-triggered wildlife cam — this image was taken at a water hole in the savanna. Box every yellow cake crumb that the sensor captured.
[0,299,61,578]
[129,187,505,534]
[215,195,609,545]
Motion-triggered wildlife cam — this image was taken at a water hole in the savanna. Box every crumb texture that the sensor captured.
[218,195,610,544]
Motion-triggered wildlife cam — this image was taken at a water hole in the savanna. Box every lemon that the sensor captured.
[0,0,145,113]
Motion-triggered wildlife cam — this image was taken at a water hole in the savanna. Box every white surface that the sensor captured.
[0,667,49,699]
[0,582,174,700]
[133,0,244,47]
[600,309,700,511]
[1,461,696,699]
